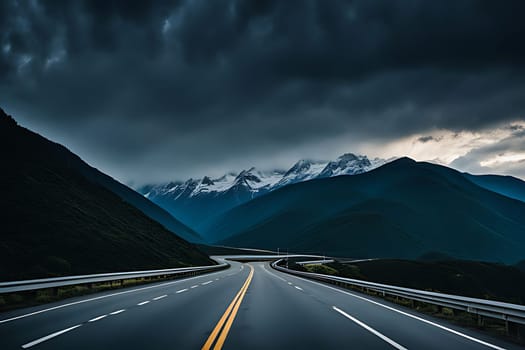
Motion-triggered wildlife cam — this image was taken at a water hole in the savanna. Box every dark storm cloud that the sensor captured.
[419,136,433,143]
[1,0,525,183]
[417,133,449,143]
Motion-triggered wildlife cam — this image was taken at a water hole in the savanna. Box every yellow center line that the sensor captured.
[201,264,254,350]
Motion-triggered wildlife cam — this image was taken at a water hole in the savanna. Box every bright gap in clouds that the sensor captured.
[480,153,525,167]
[362,120,525,179]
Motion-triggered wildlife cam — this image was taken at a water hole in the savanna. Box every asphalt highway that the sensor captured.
[0,260,521,349]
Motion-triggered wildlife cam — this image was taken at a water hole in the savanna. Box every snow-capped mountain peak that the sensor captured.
[277,159,327,188]
[232,167,286,192]
[318,153,373,178]
[284,159,315,175]
[235,167,260,183]
[201,176,214,186]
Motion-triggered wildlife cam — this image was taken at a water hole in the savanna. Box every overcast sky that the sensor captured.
[2,0,525,185]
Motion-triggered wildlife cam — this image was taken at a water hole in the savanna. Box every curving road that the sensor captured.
[0,260,521,349]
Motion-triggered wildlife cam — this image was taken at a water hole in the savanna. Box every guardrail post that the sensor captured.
[506,320,524,339]
[506,320,513,336]
[477,315,484,327]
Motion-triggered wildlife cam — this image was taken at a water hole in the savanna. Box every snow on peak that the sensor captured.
[232,167,285,192]
[318,153,374,178]
[285,159,314,175]
[277,159,327,188]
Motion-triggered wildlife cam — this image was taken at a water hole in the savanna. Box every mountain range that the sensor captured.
[0,109,211,281]
[139,154,386,236]
[207,158,525,264]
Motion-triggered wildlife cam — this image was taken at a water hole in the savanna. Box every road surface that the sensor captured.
[0,260,521,349]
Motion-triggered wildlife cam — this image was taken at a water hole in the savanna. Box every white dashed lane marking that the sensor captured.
[21,325,82,349]
[109,309,125,315]
[88,315,107,322]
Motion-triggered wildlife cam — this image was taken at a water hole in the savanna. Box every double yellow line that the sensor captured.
[201,264,254,350]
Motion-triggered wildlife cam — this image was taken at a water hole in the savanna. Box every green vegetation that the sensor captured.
[303,264,339,275]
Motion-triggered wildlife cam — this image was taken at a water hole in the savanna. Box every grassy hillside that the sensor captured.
[0,109,213,281]
[80,168,204,243]
[212,158,525,263]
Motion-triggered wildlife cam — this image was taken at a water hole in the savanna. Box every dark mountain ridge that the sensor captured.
[0,109,212,281]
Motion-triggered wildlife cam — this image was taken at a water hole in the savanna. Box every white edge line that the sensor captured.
[176,288,188,293]
[137,301,150,306]
[21,324,82,349]
[87,314,107,322]
[109,309,125,315]
[283,272,508,350]
[333,306,407,350]
[153,295,167,300]
[263,264,287,282]
[0,271,224,324]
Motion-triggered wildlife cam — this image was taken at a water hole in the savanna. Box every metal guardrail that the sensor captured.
[0,263,228,294]
[222,254,325,262]
[295,259,335,265]
[271,260,525,326]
